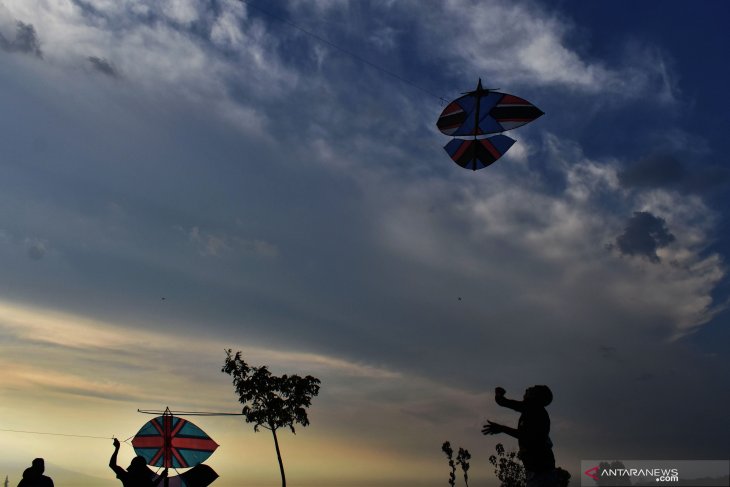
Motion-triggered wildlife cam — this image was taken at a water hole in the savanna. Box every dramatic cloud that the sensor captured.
[375,135,724,341]
[0,1,727,484]
[0,21,42,57]
[414,0,678,100]
[615,211,675,263]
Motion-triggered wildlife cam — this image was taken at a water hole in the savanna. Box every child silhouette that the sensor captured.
[482,386,557,487]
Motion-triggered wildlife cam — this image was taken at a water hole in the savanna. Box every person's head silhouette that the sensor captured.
[128,456,148,475]
[31,458,45,473]
[524,385,552,407]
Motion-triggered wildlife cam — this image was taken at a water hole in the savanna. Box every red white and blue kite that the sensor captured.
[437,79,543,170]
[132,412,218,469]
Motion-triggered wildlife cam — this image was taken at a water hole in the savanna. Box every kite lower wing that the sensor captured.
[443,135,515,171]
[149,464,218,487]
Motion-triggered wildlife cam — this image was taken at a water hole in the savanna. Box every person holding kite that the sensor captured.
[482,386,557,487]
[110,438,167,487]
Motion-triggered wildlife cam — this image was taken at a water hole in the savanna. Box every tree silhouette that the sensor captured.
[221,349,320,487]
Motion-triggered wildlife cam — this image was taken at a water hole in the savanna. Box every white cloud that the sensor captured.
[210,0,246,49]
[377,133,725,338]
[0,0,293,130]
[0,299,405,396]
[159,0,201,26]
[416,0,678,100]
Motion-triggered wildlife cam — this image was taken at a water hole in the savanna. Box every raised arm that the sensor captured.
[494,387,525,412]
[109,438,125,476]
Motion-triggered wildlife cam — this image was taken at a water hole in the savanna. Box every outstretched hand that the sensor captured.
[481,420,504,435]
[113,437,120,449]
[495,387,506,398]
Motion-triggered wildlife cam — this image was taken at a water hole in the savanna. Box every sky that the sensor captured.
[0,0,729,486]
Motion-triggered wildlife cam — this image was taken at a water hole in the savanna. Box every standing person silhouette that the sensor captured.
[482,386,557,487]
[109,438,167,487]
[17,458,53,487]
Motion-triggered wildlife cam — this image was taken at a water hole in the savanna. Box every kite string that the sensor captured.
[0,427,114,440]
[237,0,448,103]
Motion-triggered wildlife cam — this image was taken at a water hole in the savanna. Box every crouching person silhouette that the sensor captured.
[110,438,167,487]
[482,386,557,487]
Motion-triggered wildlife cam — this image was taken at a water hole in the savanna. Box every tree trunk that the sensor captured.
[271,427,286,487]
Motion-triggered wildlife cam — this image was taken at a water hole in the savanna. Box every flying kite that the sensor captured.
[437,79,543,170]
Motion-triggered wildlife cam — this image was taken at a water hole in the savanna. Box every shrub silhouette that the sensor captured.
[488,443,571,487]
[489,442,526,487]
[442,441,471,486]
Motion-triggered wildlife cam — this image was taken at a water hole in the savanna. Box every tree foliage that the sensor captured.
[221,349,321,433]
[221,349,320,487]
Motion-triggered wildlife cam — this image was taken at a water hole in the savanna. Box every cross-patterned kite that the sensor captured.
[437,79,543,170]
[132,412,219,469]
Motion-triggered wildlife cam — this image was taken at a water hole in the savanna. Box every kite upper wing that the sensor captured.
[437,92,544,136]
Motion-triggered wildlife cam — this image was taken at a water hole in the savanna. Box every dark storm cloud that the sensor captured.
[87,56,120,78]
[0,21,43,58]
[615,211,675,263]
[619,154,730,193]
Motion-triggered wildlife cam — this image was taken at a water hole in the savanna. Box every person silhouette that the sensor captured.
[482,386,557,487]
[109,438,167,487]
[17,458,53,487]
